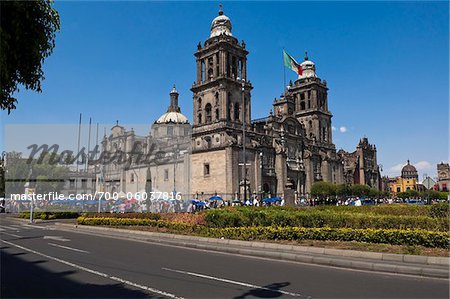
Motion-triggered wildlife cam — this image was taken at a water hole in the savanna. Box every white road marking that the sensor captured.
[48,242,89,253]
[2,232,22,238]
[1,240,185,299]
[43,236,70,242]
[18,225,32,230]
[10,225,26,229]
[25,225,55,230]
[162,267,308,298]
[2,226,20,231]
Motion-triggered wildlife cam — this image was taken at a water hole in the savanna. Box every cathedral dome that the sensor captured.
[210,6,232,37]
[155,85,189,124]
[156,111,189,124]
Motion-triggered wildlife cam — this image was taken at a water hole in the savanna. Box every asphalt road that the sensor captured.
[1,216,448,299]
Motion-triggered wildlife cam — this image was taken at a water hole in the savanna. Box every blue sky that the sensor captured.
[1,1,448,179]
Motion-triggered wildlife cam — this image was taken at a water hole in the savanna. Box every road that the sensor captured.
[1,216,448,299]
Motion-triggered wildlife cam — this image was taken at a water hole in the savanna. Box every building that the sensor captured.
[98,86,192,198]
[389,160,419,193]
[188,7,381,201]
[436,162,449,191]
[98,6,381,202]
[338,138,380,189]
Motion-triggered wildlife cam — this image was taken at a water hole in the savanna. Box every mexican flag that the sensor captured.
[283,49,303,76]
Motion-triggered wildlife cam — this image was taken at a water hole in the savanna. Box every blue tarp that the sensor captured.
[262,197,282,203]
[209,196,223,201]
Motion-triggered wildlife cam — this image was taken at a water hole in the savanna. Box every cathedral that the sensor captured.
[99,7,380,202]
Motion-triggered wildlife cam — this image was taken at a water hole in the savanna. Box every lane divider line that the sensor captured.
[47,242,90,254]
[162,267,309,298]
[43,236,71,242]
[2,232,22,238]
[1,239,185,299]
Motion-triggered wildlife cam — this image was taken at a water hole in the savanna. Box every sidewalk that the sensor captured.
[49,222,449,279]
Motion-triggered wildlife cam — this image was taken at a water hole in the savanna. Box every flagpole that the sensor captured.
[282,48,286,93]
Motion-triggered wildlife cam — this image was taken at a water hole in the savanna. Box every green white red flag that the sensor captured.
[283,49,302,76]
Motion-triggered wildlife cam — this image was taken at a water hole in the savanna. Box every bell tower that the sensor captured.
[288,53,332,145]
[191,5,252,128]
[190,6,255,197]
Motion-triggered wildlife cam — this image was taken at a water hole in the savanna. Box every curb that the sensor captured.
[53,223,449,279]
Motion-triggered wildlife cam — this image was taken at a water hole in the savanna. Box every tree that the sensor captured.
[1,1,60,113]
[349,184,371,197]
[310,181,336,199]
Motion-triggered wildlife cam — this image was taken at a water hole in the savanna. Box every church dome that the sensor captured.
[156,111,189,124]
[401,160,418,179]
[210,5,232,37]
[155,85,190,124]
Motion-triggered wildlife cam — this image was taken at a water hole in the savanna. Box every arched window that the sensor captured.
[205,103,212,123]
[215,92,219,105]
[198,113,202,124]
[205,136,212,148]
[208,68,213,81]
[215,108,219,120]
[234,102,240,122]
[300,101,305,110]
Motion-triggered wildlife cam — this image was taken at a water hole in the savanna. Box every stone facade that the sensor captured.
[437,162,449,192]
[189,8,380,200]
[99,87,192,198]
[99,7,381,201]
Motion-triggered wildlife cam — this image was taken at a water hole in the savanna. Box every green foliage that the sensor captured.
[18,211,80,220]
[4,151,70,196]
[77,217,196,233]
[203,207,448,231]
[349,184,371,197]
[310,181,336,198]
[310,182,379,198]
[429,202,450,218]
[77,216,450,249]
[83,212,161,220]
[1,0,60,113]
[205,226,449,249]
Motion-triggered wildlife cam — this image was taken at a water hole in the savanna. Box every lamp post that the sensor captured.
[241,78,247,203]
[259,151,263,202]
[173,144,179,198]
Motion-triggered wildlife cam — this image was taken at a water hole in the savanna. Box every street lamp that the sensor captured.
[173,144,179,197]
[241,78,247,203]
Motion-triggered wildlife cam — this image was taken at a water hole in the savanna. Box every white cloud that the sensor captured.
[332,126,336,131]
[339,126,347,133]
[414,161,433,171]
[386,160,435,177]
[388,163,404,174]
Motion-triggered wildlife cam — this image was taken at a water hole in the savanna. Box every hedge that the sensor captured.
[77,217,195,232]
[203,208,449,231]
[83,212,161,220]
[205,226,450,249]
[77,216,450,248]
[18,211,80,220]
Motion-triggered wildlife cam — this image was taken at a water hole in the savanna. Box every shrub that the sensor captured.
[429,203,450,218]
[204,226,449,249]
[77,216,450,248]
[18,211,80,219]
[83,212,161,220]
[202,207,448,231]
